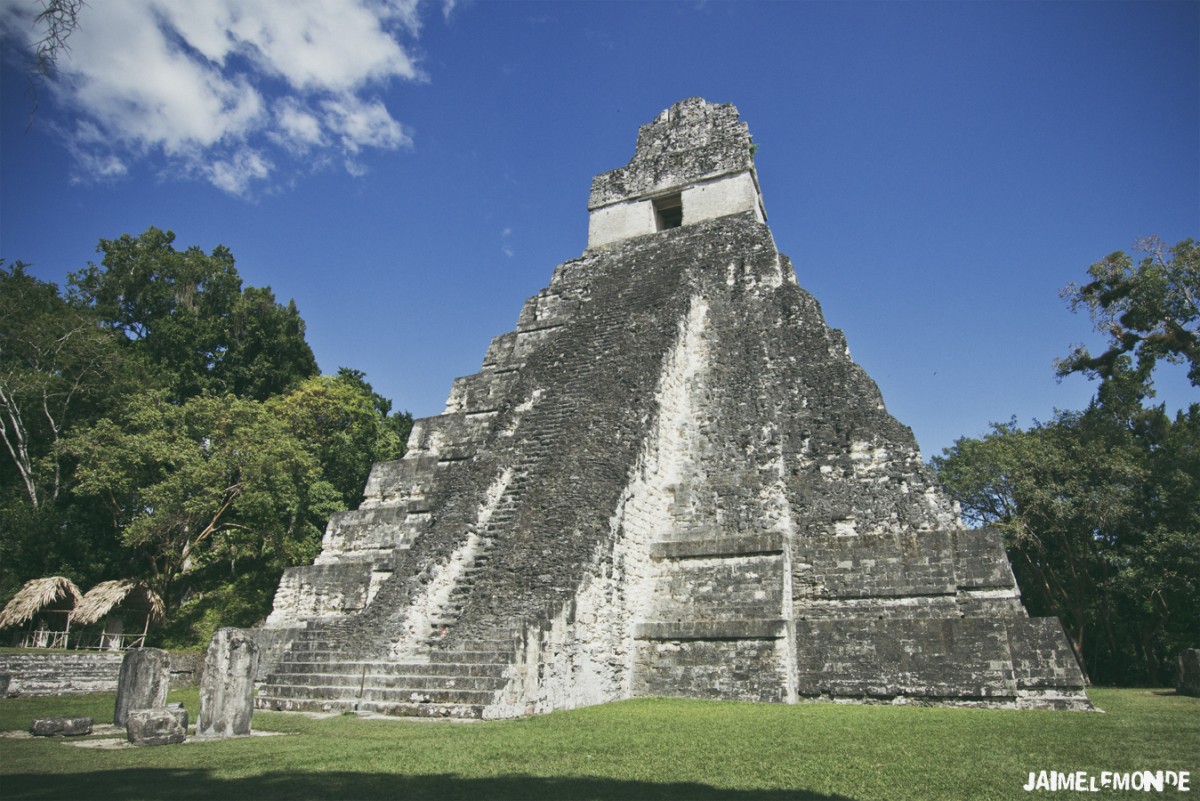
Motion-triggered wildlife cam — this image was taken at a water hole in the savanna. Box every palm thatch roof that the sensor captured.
[0,576,83,630]
[70,580,165,627]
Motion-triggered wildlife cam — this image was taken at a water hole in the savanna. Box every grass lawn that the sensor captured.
[1,688,1196,800]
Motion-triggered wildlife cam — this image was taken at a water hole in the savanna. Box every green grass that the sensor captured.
[1,689,1196,800]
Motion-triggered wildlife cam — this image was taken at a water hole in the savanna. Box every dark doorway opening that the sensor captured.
[653,194,683,230]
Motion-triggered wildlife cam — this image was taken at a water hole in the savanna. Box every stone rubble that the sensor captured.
[29,716,93,737]
[125,707,186,746]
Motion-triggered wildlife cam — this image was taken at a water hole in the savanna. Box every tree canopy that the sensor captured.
[0,229,411,646]
[1057,237,1200,402]
[0,262,136,509]
[70,227,319,401]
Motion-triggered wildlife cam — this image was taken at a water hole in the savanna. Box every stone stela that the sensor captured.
[254,98,1091,719]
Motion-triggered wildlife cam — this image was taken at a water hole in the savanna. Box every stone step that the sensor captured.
[634,619,788,640]
[264,682,499,705]
[264,672,508,692]
[6,679,118,695]
[426,636,520,650]
[647,604,787,618]
[255,695,487,719]
[269,660,509,679]
[427,638,519,651]
[358,700,488,719]
[427,650,516,665]
[285,639,349,652]
[0,665,120,676]
[650,533,785,560]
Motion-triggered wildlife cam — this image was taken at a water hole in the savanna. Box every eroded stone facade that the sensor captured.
[256,98,1090,718]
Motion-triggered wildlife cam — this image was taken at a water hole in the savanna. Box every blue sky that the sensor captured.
[1,0,1196,459]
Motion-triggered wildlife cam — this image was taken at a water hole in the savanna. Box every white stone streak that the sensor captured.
[503,294,712,713]
[389,468,512,657]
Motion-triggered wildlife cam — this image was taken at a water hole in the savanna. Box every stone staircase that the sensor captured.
[257,622,523,718]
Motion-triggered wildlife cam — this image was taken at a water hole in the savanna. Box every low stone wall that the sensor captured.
[0,651,202,697]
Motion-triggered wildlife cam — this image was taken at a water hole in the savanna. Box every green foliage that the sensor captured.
[935,236,1199,686]
[0,262,141,598]
[934,406,1198,686]
[0,262,138,509]
[63,391,341,611]
[69,227,319,402]
[0,691,1195,800]
[0,228,412,645]
[158,572,281,649]
[1058,237,1200,399]
[270,372,409,507]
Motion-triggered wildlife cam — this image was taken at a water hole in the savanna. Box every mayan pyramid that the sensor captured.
[255,98,1090,718]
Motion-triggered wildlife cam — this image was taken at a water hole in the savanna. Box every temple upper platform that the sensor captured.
[587,98,767,248]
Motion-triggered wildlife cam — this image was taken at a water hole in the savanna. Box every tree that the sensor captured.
[63,391,341,609]
[334,366,413,457]
[220,287,320,401]
[270,371,410,507]
[1058,237,1200,399]
[69,227,319,402]
[934,407,1199,685]
[12,0,88,119]
[933,413,1137,681]
[0,262,135,509]
[1,227,414,644]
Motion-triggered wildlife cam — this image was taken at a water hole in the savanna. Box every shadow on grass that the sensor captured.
[2,769,858,801]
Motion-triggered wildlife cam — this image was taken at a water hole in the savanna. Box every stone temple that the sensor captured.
[256,98,1090,718]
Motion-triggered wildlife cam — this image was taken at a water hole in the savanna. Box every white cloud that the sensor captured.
[207,149,274,197]
[5,0,429,196]
[323,96,412,154]
[272,99,326,152]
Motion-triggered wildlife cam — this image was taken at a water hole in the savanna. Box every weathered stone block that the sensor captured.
[114,648,170,726]
[198,627,260,737]
[1177,649,1200,696]
[126,707,185,746]
[30,716,93,736]
[166,702,189,730]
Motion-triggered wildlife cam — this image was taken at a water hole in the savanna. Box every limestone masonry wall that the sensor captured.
[0,651,201,696]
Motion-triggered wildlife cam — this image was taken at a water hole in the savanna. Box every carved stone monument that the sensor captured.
[198,627,259,737]
[255,98,1091,718]
[113,648,170,726]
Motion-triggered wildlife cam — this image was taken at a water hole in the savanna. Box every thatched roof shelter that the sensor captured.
[0,576,82,630]
[70,580,165,627]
